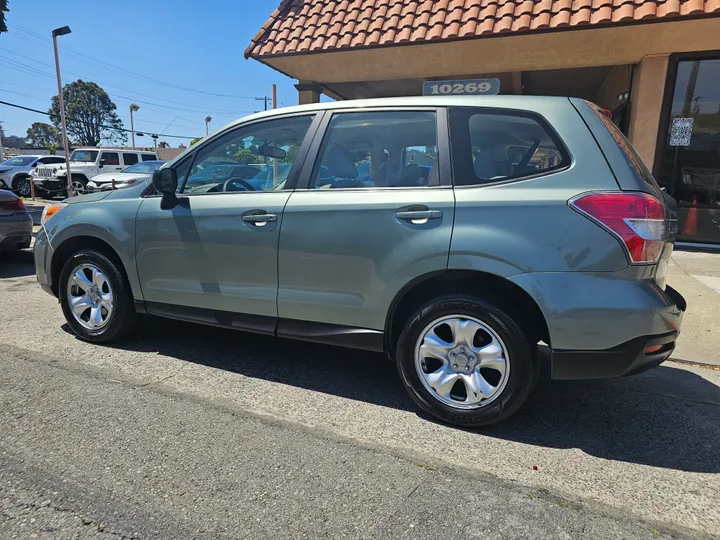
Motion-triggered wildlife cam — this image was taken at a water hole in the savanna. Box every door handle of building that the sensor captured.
[396,210,443,221]
[242,213,277,224]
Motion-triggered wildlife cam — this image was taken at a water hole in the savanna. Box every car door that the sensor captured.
[134,113,320,331]
[277,108,455,344]
[100,151,124,173]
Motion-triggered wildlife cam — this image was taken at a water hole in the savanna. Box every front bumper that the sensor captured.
[33,226,55,296]
[34,176,67,192]
[0,174,12,190]
[551,286,686,379]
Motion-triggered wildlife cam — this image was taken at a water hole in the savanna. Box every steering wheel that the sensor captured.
[517,140,541,171]
[223,177,256,192]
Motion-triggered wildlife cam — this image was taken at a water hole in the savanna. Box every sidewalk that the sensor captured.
[668,249,720,367]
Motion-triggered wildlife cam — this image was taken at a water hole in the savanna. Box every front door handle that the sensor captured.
[242,213,277,224]
[396,210,443,221]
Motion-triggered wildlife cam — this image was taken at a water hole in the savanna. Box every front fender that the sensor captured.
[45,198,143,299]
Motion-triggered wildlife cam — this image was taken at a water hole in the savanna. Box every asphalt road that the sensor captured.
[1,251,719,539]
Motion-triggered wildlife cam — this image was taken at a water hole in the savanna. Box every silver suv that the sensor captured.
[34,96,686,427]
[0,154,66,197]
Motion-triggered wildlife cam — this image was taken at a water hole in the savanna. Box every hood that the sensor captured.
[64,178,151,205]
[91,172,151,183]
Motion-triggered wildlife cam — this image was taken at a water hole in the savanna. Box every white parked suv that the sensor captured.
[33,148,159,196]
[0,155,67,197]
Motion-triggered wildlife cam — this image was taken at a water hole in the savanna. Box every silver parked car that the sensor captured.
[0,189,32,250]
[86,160,167,192]
[0,155,66,197]
[33,96,686,427]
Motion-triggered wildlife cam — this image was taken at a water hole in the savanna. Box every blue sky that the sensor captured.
[0,0,304,146]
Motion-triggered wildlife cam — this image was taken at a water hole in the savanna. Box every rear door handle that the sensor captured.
[396,210,443,221]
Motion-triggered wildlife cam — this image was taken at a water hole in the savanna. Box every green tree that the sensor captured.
[190,137,202,146]
[158,141,169,148]
[232,148,257,165]
[49,80,126,146]
[0,0,9,34]
[47,143,59,155]
[26,122,59,149]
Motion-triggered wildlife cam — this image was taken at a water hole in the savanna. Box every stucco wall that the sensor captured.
[595,65,632,111]
[628,55,669,169]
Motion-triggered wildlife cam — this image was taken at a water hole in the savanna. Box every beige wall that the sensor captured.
[268,18,719,84]
[628,55,669,169]
[595,65,632,111]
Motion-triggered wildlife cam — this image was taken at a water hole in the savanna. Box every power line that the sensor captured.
[0,52,250,115]
[8,24,260,100]
[0,99,197,140]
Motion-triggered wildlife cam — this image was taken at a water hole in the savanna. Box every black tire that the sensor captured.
[69,175,88,196]
[395,295,538,427]
[12,175,31,198]
[59,249,136,343]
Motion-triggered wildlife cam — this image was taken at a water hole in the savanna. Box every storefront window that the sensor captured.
[658,57,720,243]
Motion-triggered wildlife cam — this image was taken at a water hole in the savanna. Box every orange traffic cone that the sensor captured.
[683,197,698,237]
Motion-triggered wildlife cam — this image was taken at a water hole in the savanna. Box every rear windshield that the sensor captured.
[588,102,660,189]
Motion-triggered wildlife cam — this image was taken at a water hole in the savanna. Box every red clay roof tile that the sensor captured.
[246,0,720,58]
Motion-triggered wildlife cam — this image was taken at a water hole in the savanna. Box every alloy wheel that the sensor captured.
[414,315,510,409]
[66,264,114,330]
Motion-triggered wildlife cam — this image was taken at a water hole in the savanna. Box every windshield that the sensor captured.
[1,156,36,167]
[70,150,99,163]
[121,161,165,174]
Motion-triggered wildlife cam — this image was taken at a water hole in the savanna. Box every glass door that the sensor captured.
[657,57,720,244]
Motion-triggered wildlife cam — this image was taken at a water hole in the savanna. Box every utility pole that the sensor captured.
[130,104,139,149]
[255,96,271,111]
[272,84,277,110]
[52,25,73,197]
[205,116,212,136]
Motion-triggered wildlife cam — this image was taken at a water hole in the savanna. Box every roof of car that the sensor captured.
[214,95,572,133]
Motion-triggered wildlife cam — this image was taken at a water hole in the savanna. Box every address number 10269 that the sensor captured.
[428,82,493,95]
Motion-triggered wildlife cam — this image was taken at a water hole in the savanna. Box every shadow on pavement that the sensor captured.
[0,250,35,277]
[98,316,720,474]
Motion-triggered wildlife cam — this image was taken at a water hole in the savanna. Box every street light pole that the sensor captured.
[52,25,73,197]
[130,104,139,149]
[205,116,212,136]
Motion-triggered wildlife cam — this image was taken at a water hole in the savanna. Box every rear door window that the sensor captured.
[123,153,139,166]
[449,107,569,186]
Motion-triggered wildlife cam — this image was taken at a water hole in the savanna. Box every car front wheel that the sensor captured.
[12,175,31,198]
[59,249,136,343]
[396,295,538,427]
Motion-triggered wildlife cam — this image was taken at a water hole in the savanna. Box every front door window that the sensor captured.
[658,58,720,243]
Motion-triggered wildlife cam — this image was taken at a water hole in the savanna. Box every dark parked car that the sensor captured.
[0,189,32,250]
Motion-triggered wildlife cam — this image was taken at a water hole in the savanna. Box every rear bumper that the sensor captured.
[0,213,33,250]
[551,285,686,379]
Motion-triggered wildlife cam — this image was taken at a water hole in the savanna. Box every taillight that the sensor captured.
[0,198,29,215]
[569,192,665,264]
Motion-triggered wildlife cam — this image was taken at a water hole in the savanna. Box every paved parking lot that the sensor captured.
[1,251,719,539]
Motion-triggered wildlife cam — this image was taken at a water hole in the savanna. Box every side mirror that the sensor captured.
[152,168,179,209]
[99,160,105,168]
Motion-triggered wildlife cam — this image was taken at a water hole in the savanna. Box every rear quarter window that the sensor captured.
[586,101,660,189]
[449,107,570,186]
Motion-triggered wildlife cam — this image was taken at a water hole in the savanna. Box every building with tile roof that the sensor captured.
[247,0,720,245]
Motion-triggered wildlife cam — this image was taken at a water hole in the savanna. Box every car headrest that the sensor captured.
[473,148,498,180]
[324,145,358,179]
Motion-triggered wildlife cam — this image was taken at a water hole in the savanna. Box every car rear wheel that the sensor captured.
[12,175,31,198]
[59,249,136,343]
[395,295,538,427]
